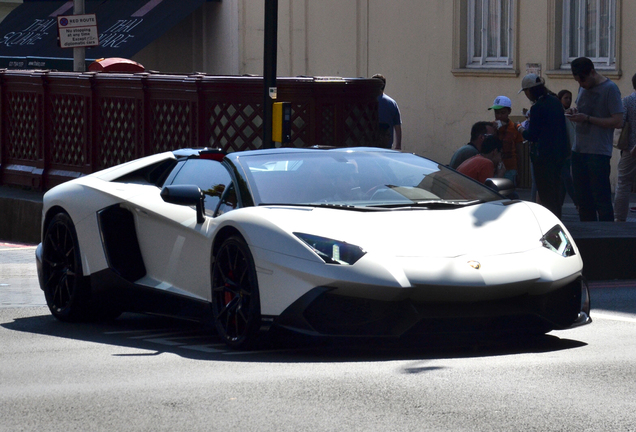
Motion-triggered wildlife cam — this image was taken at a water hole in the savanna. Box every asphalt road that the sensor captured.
[2,242,636,432]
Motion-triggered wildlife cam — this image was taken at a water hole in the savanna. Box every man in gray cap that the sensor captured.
[518,73,569,219]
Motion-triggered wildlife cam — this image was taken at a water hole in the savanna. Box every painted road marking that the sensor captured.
[102,328,296,355]
[0,244,37,251]
[591,312,636,324]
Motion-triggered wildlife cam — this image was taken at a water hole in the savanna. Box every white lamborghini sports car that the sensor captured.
[36,147,591,349]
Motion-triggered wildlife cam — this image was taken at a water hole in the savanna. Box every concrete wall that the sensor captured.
[112,2,239,75]
[133,14,196,74]
[0,0,20,23]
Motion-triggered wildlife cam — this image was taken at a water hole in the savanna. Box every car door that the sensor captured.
[127,158,234,302]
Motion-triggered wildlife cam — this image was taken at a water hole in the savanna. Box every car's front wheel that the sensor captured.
[42,212,90,322]
[211,236,262,349]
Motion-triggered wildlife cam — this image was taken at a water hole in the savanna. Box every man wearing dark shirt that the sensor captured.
[449,121,496,169]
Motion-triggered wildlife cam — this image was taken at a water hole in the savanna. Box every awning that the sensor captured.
[0,0,209,70]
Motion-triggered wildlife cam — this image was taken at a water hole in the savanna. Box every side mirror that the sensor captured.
[160,185,206,224]
[484,178,516,199]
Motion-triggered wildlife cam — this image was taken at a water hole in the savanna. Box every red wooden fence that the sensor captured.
[0,70,382,191]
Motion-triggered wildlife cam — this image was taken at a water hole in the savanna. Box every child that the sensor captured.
[557,89,578,208]
[488,96,524,185]
[557,89,573,110]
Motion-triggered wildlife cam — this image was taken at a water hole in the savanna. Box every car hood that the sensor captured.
[249,201,550,258]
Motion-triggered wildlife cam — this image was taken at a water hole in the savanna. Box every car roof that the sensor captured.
[224,146,395,159]
[172,146,395,159]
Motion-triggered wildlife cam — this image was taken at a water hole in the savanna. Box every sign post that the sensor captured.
[55,0,100,71]
[263,0,278,149]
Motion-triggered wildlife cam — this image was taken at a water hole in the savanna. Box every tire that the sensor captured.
[41,212,91,322]
[211,236,262,349]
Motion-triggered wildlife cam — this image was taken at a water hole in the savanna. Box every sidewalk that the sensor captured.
[1,184,635,280]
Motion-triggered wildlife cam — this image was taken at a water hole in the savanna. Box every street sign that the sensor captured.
[57,14,99,49]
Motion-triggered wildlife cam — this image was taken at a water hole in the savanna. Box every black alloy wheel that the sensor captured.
[211,236,262,349]
[42,212,89,322]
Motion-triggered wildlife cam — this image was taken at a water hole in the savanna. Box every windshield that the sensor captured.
[237,150,504,207]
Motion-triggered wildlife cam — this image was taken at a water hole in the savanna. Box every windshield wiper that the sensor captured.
[259,202,381,211]
[368,199,483,209]
[260,200,483,211]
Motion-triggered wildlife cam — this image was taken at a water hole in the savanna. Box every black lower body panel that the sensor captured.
[89,268,211,323]
[274,279,583,338]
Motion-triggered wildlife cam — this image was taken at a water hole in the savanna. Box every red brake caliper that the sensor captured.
[224,270,234,305]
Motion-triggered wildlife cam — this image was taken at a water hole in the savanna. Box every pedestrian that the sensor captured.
[372,74,402,150]
[521,108,540,203]
[456,135,506,184]
[614,73,636,222]
[449,121,496,169]
[557,89,578,208]
[518,74,569,219]
[558,89,573,110]
[566,57,624,221]
[488,96,523,185]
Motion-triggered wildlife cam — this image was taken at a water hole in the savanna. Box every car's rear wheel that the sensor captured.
[42,213,91,322]
[211,236,262,349]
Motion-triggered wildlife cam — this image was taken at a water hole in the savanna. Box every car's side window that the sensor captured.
[215,183,238,217]
[169,159,232,215]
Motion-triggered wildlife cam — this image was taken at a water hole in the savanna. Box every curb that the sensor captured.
[0,192,42,245]
[564,222,636,281]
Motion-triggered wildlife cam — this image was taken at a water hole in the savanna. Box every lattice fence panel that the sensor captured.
[289,103,310,148]
[319,104,335,147]
[207,102,263,152]
[343,102,378,147]
[50,94,86,165]
[98,98,138,169]
[5,92,39,160]
[150,100,193,153]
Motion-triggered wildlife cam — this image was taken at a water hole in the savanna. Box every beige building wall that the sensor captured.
[231,1,518,162]
[228,0,636,187]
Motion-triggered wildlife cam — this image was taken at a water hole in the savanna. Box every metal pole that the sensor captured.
[73,0,85,72]
[263,0,278,149]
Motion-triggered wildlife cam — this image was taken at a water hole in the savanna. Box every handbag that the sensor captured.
[616,120,630,150]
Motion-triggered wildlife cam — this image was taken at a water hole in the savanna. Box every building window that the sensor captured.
[562,0,616,68]
[467,0,514,68]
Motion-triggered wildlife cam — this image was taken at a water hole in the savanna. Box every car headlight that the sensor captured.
[294,233,366,265]
[541,225,575,257]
